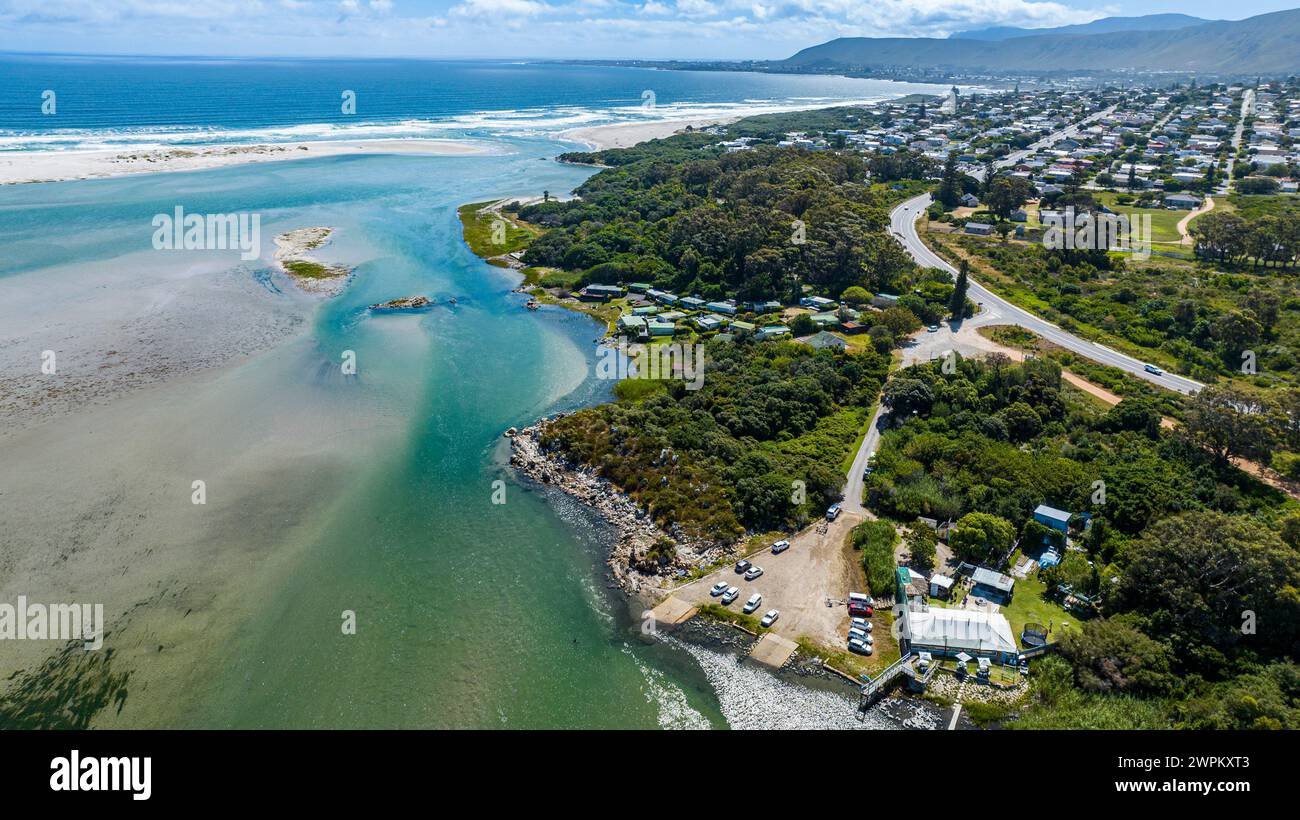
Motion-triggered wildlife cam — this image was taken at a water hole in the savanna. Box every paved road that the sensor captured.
[1220,89,1255,195]
[973,104,1117,182]
[890,193,1204,395]
[842,404,886,515]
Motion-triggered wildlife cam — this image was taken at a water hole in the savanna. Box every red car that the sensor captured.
[848,592,874,617]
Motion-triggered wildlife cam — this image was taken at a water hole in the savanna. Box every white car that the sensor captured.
[850,617,873,633]
[720,587,740,604]
[848,628,874,645]
[848,638,873,655]
[771,540,790,554]
[743,566,764,581]
[710,581,729,597]
[760,610,780,628]
[743,593,763,614]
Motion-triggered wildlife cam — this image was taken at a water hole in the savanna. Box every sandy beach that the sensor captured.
[0,138,497,186]
[558,117,741,151]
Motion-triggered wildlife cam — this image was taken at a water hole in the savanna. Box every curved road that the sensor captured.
[890,194,1204,395]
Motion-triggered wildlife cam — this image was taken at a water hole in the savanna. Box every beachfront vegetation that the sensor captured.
[866,354,1300,728]
[538,337,889,544]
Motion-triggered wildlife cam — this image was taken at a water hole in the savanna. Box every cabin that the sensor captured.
[756,325,790,340]
[693,314,725,332]
[646,319,676,337]
[964,222,994,236]
[679,296,707,311]
[577,284,623,302]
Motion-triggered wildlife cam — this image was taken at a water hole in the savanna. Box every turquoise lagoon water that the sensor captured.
[0,60,945,728]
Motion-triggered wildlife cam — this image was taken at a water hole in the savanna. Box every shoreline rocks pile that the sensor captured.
[507,420,736,598]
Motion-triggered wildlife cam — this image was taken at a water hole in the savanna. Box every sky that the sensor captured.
[0,0,1296,60]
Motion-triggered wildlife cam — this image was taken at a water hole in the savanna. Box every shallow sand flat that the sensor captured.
[0,138,498,186]
[0,318,428,727]
[0,250,310,434]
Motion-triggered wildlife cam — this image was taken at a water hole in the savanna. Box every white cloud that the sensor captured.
[448,0,554,20]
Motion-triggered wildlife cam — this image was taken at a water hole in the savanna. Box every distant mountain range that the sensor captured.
[784,8,1300,74]
[949,14,1214,41]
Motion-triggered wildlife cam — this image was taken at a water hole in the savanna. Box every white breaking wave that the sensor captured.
[0,94,910,154]
[622,644,713,730]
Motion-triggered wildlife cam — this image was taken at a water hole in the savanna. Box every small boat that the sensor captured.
[448,297,457,305]
[525,300,540,311]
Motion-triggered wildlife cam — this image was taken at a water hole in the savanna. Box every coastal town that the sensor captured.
[470,75,1300,727]
[4,7,1300,770]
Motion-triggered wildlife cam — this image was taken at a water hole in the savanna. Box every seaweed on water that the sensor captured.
[0,639,130,729]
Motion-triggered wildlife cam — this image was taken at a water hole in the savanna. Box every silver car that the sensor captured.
[760,610,780,628]
[848,638,873,655]
[743,566,764,581]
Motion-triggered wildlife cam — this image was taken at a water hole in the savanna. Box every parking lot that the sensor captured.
[668,509,868,650]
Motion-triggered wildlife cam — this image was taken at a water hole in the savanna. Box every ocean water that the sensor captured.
[0,56,948,151]
[0,58,943,728]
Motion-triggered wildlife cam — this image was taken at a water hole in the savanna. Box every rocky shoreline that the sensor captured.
[507,419,737,600]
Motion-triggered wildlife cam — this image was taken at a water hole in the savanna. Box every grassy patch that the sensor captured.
[282,259,340,279]
[999,571,1082,649]
[696,603,764,633]
[458,200,541,258]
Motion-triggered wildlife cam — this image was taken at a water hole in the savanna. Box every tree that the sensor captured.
[905,524,938,571]
[1059,619,1177,697]
[999,401,1043,442]
[879,306,921,337]
[840,285,871,305]
[948,260,969,319]
[1099,397,1161,437]
[790,313,818,337]
[1183,384,1276,465]
[882,378,934,416]
[936,152,961,210]
[948,512,1016,562]
[985,176,1035,221]
[1111,511,1300,659]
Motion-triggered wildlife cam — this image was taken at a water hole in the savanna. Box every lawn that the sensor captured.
[999,572,1081,649]
[1093,191,1189,244]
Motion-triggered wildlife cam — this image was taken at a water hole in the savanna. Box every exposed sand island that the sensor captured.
[0,138,497,186]
[274,227,352,297]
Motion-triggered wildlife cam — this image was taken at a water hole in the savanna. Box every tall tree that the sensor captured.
[949,259,969,319]
[936,152,961,210]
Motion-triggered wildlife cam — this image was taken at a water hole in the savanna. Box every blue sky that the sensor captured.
[1,1,1295,60]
